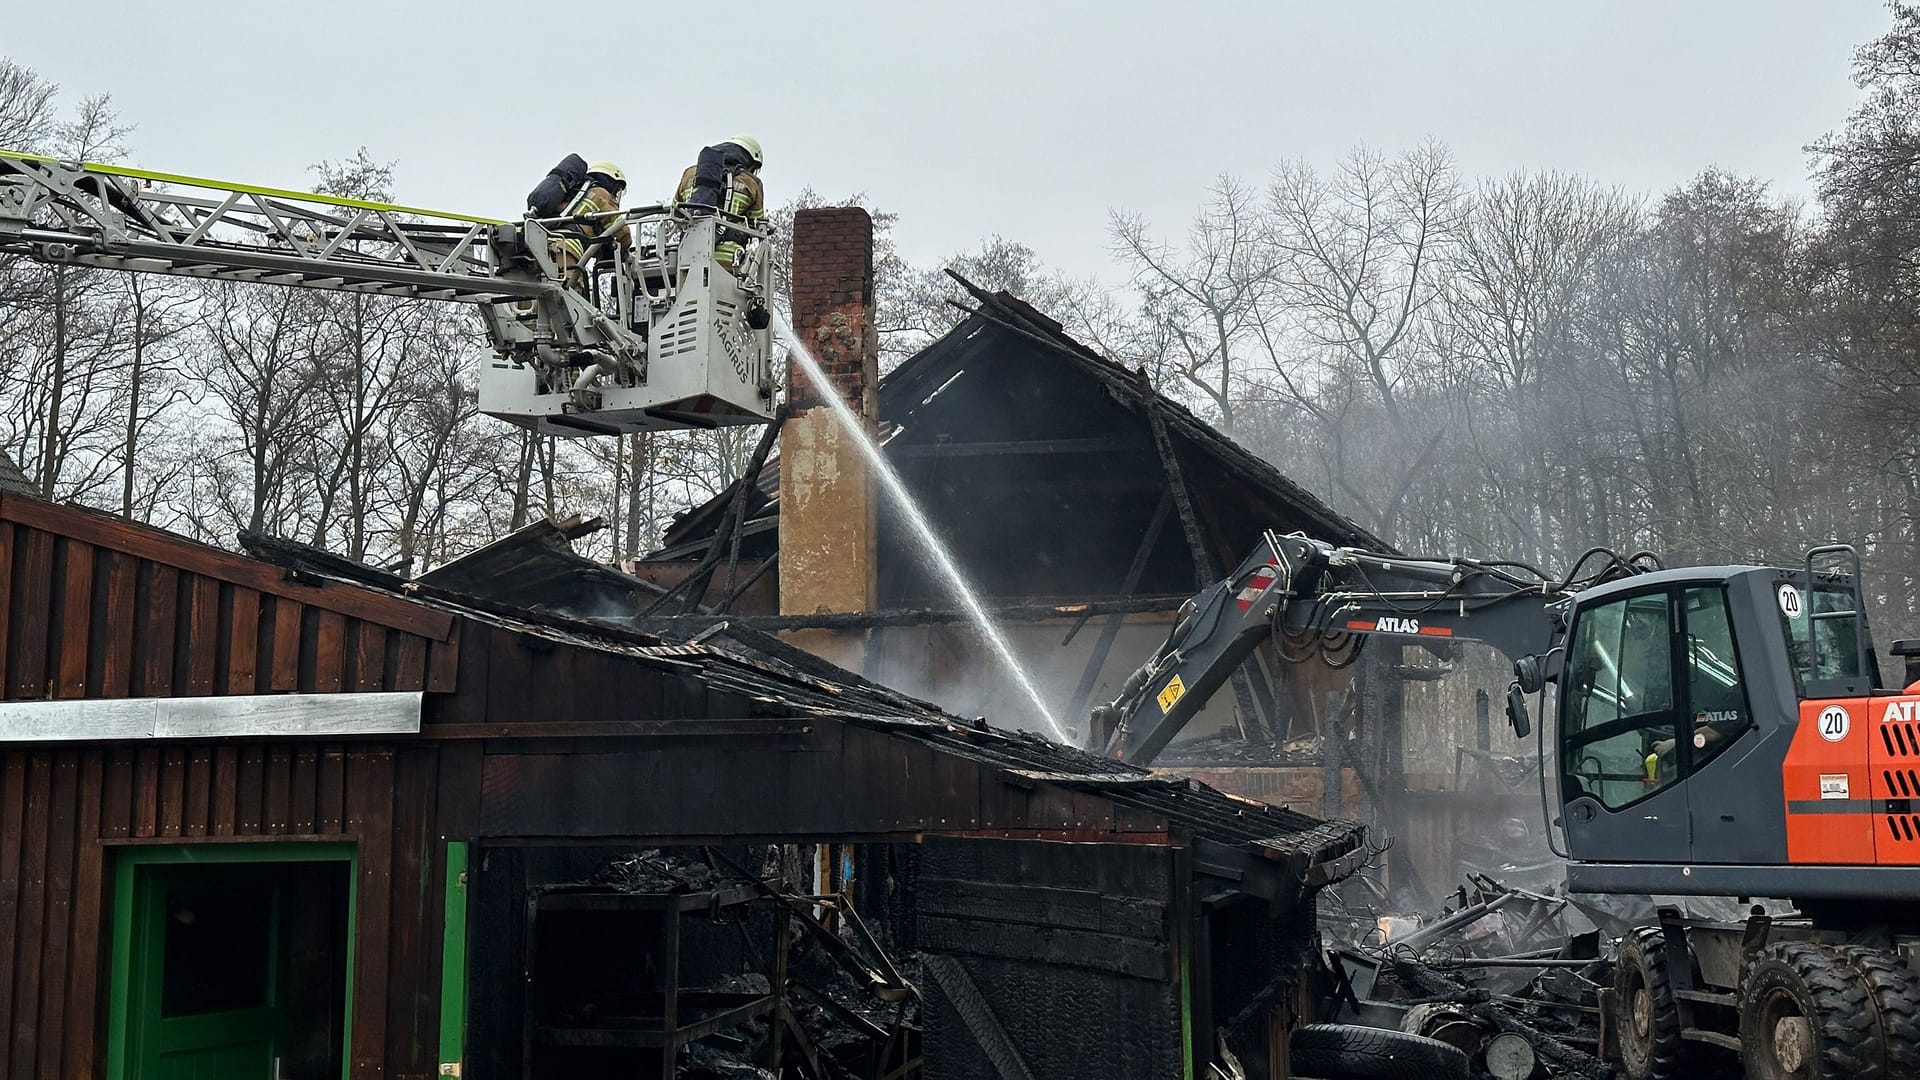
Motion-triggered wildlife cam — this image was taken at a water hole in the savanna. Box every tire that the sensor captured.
[1842,946,1920,1078]
[1615,926,1687,1079]
[1739,941,1881,1080]
[1289,1023,1471,1080]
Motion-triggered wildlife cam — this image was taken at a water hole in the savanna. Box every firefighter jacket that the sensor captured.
[677,165,765,268]
[555,183,630,267]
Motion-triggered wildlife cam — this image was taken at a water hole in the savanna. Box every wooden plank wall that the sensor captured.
[0,497,458,704]
[0,741,470,1080]
[0,499,474,1077]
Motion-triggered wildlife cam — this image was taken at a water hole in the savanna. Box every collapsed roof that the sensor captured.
[238,526,1367,899]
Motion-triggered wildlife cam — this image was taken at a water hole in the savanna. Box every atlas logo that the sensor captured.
[1886,700,1920,723]
[1345,616,1454,637]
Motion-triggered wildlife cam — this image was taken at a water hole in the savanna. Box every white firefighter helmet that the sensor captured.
[586,161,626,189]
[725,136,763,170]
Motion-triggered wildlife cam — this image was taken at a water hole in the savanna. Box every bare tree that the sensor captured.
[383,317,488,571]
[1110,175,1274,433]
[192,282,329,536]
[0,91,137,505]
[1263,142,1459,422]
[117,273,197,519]
[1433,172,1639,562]
[0,59,57,149]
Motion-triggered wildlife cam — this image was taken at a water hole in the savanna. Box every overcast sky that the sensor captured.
[5,1,1892,282]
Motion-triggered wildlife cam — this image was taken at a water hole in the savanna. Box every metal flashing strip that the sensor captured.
[1003,769,1169,785]
[0,692,423,742]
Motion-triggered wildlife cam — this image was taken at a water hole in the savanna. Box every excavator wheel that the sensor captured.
[1614,927,1687,1079]
[1740,942,1883,1080]
[1840,946,1920,1077]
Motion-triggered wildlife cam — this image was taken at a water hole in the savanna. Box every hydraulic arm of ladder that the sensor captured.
[0,150,643,374]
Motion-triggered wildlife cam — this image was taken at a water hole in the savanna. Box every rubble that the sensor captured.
[588,847,727,894]
[1321,872,1619,1079]
[546,848,923,1079]
[1154,731,1325,767]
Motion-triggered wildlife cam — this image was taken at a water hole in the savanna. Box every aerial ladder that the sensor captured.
[1093,531,1920,1079]
[0,149,777,436]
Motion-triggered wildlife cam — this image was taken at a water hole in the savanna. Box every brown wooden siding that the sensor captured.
[0,496,1252,1080]
[0,496,458,705]
[0,742,470,1080]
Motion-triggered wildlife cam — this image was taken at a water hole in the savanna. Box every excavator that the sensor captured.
[1090,531,1920,1080]
[0,149,777,436]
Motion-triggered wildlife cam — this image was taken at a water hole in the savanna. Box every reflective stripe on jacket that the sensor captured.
[676,167,764,266]
[556,183,628,263]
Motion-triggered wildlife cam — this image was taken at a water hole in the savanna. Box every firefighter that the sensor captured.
[677,136,764,269]
[555,160,628,292]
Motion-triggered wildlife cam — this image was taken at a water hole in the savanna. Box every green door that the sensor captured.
[133,863,282,1078]
[110,845,356,1080]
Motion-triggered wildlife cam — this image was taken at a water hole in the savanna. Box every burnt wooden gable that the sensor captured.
[647,282,1384,608]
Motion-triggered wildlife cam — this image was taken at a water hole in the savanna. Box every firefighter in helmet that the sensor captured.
[677,136,765,269]
[556,160,629,292]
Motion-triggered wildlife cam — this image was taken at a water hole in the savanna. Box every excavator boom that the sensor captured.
[1092,531,1580,764]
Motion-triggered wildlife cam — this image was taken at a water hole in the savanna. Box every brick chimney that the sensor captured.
[779,207,878,639]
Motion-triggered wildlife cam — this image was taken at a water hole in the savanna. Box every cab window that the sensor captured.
[1780,583,1881,691]
[1682,586,1753,769]
[1561,591,1678,809]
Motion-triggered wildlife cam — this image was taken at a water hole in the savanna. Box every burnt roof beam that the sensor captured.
[641,407,786,616]
[719,404,788,602]
[1146,398,1263,741]
[889,436,1137,459]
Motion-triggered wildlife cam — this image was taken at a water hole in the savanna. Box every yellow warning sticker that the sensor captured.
[1156,675,1187,714]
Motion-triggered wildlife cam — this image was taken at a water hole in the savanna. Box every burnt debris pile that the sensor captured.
[529,848,921,1080]
[1317,874,1631,1080]
[1155,731,1326,767]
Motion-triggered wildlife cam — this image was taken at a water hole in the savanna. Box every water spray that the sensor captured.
[772,314,1071,743]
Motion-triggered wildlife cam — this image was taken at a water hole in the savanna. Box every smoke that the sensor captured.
[861,621,1096,743]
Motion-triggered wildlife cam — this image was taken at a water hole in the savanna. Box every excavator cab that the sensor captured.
[1554,570,1763,864]
[1552,546,1920,899]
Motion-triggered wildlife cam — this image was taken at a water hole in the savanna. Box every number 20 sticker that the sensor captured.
[1819,705,1850,742]
[1778,584,1804,618]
